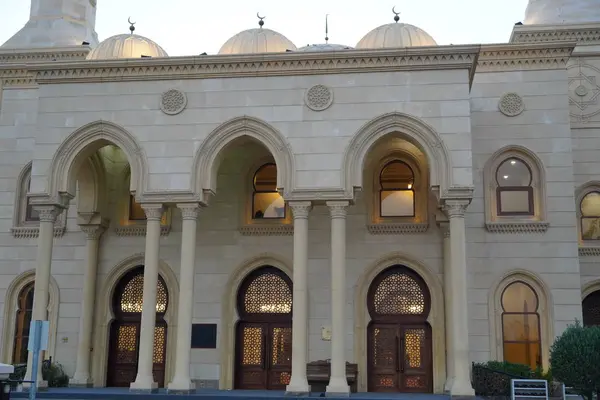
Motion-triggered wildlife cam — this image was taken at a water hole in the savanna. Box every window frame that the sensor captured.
[576,184,600,246]
[495,158,535,217]
[378,160,416,218]
[251,163,286,221]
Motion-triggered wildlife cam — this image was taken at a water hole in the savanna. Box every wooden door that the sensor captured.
[236,322,268,390]
[265,323,292,390]
[107,322,140,387]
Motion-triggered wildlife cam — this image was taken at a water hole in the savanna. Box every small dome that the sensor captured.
[87,33,168,60]
[219,28,297,55]
[356,22,437,49]
[297,43,353,52]
[524,0,600,25]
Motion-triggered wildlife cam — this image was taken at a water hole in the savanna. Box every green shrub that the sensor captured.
[8,360,69,388]
[550,320,600,400]
[472,361,534,396]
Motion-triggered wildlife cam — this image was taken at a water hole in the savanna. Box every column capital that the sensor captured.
[141,204,164,221]
[33,205,63,223]
[326,201,349,218]
[80,224,106,240]
[177,203,201,220]
[442,199,470,219]
[289,201,312,219]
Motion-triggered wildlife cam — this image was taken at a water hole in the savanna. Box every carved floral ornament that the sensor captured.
[305,85,333,111]
[160,89,187,115]
[498,92,525,117]
[568,58,600,122]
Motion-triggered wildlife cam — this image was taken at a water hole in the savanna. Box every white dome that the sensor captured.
[87,33,168,60]
[297,43,353,52]
[524,0,600,25]
[219,28,297,55]
[356,22,437,49]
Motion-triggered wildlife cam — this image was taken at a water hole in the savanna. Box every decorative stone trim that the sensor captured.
[485,221,549,234]
[477,42,574,72]
[367,223,429,235]
[10,226,66,239]
[0,47,90,64]
[579,247,600,257]
[238,225,293,236]
[160,89,187,115]
[511,24,600,44]
[114,225,171,237]
[305,85,333,111]
[499,92,525,116]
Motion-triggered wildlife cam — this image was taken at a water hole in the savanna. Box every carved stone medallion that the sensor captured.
[568,58,600,123]
[160,89,187,115]
[305,84,333,111]
[498,92,525,117]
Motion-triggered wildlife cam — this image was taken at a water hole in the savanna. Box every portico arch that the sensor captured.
[91,254,179,387]
[45,120,148,200]
[192,116,295,198]
[354,252,446,393]
[343,112,453,196]
[219,253,293,389]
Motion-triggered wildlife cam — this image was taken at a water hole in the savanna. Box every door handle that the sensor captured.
[399,336,405,373]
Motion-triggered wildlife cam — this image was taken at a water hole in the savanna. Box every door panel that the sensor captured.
[267,324,292,390]
[399,326,431,392]
[152,323,168,388]
[236,322,268,389]
[108,322,140,387]
[368,324,400,392]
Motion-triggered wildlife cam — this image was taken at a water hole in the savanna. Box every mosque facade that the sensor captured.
[0,0,600,396]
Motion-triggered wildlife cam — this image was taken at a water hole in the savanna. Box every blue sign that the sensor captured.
[27,320,49,400]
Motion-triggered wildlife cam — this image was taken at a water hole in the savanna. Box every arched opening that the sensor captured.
[583,291,600,327]
[106,266,169,388]
[13,282,35,364]
[234,266,293,390]
[495,158,534,216]
[500,281,541,369]
[252,163,285,219]
[379,160,416,218]
[367,266,433,393]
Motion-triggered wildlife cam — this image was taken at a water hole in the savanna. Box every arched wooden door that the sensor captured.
[367,266,433,393]
[235,266,293,390]
[13,282,34,364]
[107,267,169,387]
[583,291,600,327]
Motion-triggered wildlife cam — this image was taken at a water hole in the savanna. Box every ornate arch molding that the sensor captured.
[575,181,600,255]
[91,253,179,387]
[343,112,452,198]
[354,252,446,393]
[46,120,148,201]
[582,279,600,301]
[483,145,548,233]
[488,270,554,369]
[192,116,295,199]
[219,253,292,389]
[1,270,59,364]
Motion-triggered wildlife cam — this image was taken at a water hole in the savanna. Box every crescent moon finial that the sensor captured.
[392,6,400,22]
[128,16,136,33]
[257,12,265,28]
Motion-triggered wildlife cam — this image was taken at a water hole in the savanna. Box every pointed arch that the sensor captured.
[46,120,148,200]
[1,270,59,364]
[342,112,453,196]
[192,116,295,198]
[91,253,179,387]
[488,270,553,370]
[354,251,446,393]
[219,253,292,389]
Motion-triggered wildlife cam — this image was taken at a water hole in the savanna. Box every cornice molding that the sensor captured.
[476,42,575,72]
[367,223,429,235]
[10,226,66,239]
[510,23,600,44]
[485,221,550,234]
[579,246,600,257]
[114,225,171,237]
[0,46,90,64]
[1,45,478,86]
[238,225,293,236]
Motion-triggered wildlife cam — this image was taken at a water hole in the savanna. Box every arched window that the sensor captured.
[13,282,34,364]
[129,195,146,221]
[582,291,600,327]
[24,178,39,222]
[252,163,285,219]
[379,161,415,218]
[501,281,541,369]
[580,192,600,240]
[495,158,533,216]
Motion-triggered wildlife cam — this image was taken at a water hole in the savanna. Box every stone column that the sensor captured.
[70,224,105,387]
[286,201,312,395]
[326,201,350,395]
[168,203,200,393]
[130,204,163,393]
[443,200,475,396]
[25,205,62,387]
[440,223,454,392]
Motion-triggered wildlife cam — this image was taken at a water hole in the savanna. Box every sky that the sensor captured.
[0,0,530,56]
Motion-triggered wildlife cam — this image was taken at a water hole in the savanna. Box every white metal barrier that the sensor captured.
[562,384,584,400]
[511,379,549,400]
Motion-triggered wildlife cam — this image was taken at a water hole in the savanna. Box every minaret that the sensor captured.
[1,0,99,49]
[524,0,600,25]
